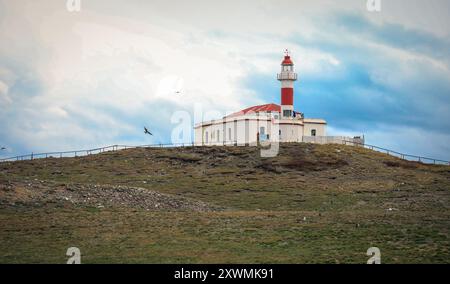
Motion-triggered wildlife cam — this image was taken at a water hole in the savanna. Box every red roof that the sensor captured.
[225,103,303,119]
[282,55,293,65]
[225,103,281,118]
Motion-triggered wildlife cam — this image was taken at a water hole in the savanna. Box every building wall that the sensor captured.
[195,117,327,145]
[228,119,273,143]
[195,120,253,146]
[303,122,326,137]
[236,120,246,145]
[194,127,203,144]
[209,123,223,144]
[224,121,234,144]
[278,123,303,142]
[256,119,273,142]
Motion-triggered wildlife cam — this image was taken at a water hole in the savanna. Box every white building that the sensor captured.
[194,51,328,146]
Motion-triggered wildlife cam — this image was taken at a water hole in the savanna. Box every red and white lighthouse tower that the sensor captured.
[277,49,298,118]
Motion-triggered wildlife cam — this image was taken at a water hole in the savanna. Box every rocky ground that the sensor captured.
[0,181,217,212]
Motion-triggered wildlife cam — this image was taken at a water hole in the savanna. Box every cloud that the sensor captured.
[334,13,450,67]
[0,0,449,161]
[241,11,450,159]
[0,0,261,154]
[0,79,10,104]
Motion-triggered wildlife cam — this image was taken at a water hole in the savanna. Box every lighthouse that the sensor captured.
[194,50,328,146]
[277,49,298,118]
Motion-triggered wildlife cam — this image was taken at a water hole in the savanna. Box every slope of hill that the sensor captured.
[0,143,449,263]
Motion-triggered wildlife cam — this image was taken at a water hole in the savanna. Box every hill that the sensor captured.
[0,143,449,263]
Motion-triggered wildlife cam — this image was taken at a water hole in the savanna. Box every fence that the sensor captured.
[0,139,449,166]
[303,136,449,165]
[0,143,191,163]
[347,141,450,165]
[302,136,364,145]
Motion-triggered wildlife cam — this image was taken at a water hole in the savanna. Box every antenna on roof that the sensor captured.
[284,49,290,56]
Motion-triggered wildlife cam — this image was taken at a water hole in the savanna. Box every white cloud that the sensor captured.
[46,106,68,118]
[0,80,10,104]
[0,0,449,157]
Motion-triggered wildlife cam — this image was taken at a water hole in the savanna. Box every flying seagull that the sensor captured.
[0,147,5,150]
[144,127,153,136]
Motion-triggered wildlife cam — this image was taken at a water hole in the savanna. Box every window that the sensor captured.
[279,130,282,136]
[311,129,317,137]
[259,127,267,142]
[283,65,293,72]
[283,110,292,117]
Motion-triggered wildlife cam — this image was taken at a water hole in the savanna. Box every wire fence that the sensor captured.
[0,143,191,163]
[0,140,449,166]
[340,140,450,165]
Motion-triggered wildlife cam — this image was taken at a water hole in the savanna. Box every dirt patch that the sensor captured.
[281,157,348,171]
[384,160,418,169]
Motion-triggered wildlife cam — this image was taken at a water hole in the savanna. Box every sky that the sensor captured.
[0,0,449,160]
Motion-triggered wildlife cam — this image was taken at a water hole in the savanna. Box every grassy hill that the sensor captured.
[0,143,449,263]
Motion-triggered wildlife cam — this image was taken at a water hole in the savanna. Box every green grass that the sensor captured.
[1,208,448,263]
[1,143,449,263]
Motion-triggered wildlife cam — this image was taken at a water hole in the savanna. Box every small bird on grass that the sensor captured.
[144,127,153,136]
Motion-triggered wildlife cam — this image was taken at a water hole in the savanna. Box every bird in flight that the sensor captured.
[0,147,5,150]
[144,127,153,136]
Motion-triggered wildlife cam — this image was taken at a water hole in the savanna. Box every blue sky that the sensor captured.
[0,0,450,160]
